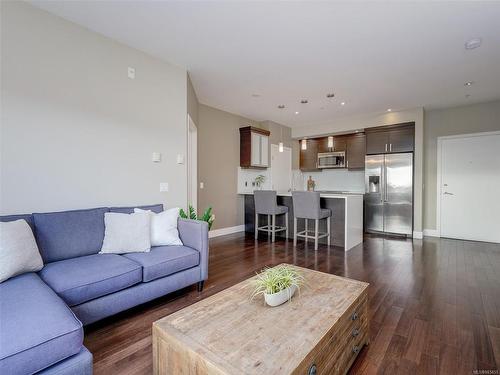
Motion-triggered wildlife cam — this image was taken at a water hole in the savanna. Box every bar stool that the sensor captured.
[292,191,331,251]
[254,190,289,242]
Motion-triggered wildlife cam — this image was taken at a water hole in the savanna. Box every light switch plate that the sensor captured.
[200,182,204,189]
[159,182,169,192]
[176,154,184,164]
[127,67,135,79]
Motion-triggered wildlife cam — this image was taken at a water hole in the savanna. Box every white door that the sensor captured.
[251,132,261,166]
[439,132,500,243]
[270,144,292,192]
[187,115,197,211]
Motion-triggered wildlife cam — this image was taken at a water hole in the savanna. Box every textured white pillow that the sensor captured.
[0,219,44,283]
[100,212,151,254]
[134,207,183,246]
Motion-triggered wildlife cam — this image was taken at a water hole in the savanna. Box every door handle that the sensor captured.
[443,192,454,195]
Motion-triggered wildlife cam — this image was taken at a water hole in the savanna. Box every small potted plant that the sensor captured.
[251,265,305,307]
[180,205,215,230]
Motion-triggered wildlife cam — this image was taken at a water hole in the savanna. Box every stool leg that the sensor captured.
[315,219,319,251]
[293,217,297,246]
[267,215,271,239]
[327,216,331,246]
[305,219,308,239]
[285,212,289,238]
[255,213,258,239]
[271,214,276,242]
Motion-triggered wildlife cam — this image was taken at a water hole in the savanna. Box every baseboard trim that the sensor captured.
[423,229,440,237]
[413,231,423,239]
[209,225,245,238]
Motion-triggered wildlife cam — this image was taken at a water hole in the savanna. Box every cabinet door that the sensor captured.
[388,127,414,153]
[346,134,366,169]
[366,131,389,154]
[251,132,261,166]
[260,135,269,167]
[300,139,320,171]
[334,137,347,152]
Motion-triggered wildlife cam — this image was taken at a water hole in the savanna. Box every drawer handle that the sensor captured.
[351,312,359,321]
[352,328,360,337]
[308,363,317,375]
[352,345,360,354]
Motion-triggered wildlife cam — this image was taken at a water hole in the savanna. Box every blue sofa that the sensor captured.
[0,204,209,375]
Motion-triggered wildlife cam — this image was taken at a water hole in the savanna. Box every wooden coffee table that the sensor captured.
[153,265,369,375]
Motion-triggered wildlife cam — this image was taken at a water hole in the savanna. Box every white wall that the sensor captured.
[1,2,188,214]
[292,107,424,233]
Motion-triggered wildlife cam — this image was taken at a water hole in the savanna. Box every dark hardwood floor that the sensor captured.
[85,233,500,374]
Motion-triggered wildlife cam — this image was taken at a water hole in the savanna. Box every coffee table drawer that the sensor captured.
[296,291,369,375]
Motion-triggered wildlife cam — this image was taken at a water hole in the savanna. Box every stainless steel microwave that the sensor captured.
[317,151,346,168]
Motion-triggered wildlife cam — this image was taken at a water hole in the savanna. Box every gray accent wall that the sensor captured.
[423,100,500,230]
[1,2,188,214]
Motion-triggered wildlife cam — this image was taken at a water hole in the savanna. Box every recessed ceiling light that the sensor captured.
[465,38,482,50]
[465,94,471,98]
[340,102,345,106]
[326,93,335,98]
[387,108,392,112]
[320,107,325,110]
[464,81,474,86]
[251,94,261,98]
[300,99,308,104]
[278,105,285,109]
[295,111,299,115]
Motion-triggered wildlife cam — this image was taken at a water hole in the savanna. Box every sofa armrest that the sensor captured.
[178,218,209,280]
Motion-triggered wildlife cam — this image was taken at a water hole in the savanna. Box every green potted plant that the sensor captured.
[251,265,305,307]
[179,205,215,230]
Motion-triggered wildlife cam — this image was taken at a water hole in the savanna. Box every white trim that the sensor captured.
[436,130,500,239]
[413,231,423,239]
[423,229,440,237]
[209,225,245,238]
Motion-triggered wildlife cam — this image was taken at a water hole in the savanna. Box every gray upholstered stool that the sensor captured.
[254,190,289,242]
[292,191,331,250]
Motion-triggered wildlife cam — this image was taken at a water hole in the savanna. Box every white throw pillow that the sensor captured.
[100,212,151,254]
[134,208,183,246]
[0,219,44,283]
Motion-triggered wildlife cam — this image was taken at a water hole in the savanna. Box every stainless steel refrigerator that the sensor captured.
[365,153,413,236]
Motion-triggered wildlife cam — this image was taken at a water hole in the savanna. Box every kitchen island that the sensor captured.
[241,191,363,250]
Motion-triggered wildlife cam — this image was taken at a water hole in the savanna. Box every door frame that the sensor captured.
[436,130,500,237]
[187,114,198,212]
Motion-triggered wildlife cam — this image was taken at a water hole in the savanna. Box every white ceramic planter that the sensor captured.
[264,285,297,307]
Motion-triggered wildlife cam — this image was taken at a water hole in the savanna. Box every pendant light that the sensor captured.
[301,139,307,150]
[328,136,334,149]
[279,127,284,152]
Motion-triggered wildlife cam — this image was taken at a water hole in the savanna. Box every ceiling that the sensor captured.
[30,1,500,128]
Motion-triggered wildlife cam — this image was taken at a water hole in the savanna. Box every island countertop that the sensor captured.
[242,191,364,250]
[238,190,364,199]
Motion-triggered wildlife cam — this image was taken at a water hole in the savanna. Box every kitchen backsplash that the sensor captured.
[237,167,272,194]
[302,169,365,193]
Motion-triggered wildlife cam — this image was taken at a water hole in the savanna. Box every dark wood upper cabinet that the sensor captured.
[388,127,414,153]
[299,138,320,171]
[365,122,414,154]
[346,134,366,170]
[239,126,271,169]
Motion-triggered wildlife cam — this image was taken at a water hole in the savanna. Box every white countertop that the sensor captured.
[239,191,364,199]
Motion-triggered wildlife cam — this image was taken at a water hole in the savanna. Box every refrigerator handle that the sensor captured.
[384,162,388,202]
[380,165,384,203]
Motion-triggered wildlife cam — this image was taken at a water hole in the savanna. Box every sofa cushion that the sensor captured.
[0,273,83,375]
[39,254,142,306]
[109,204,163,214]
[124,245,200,282]
[33,207,109,263]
